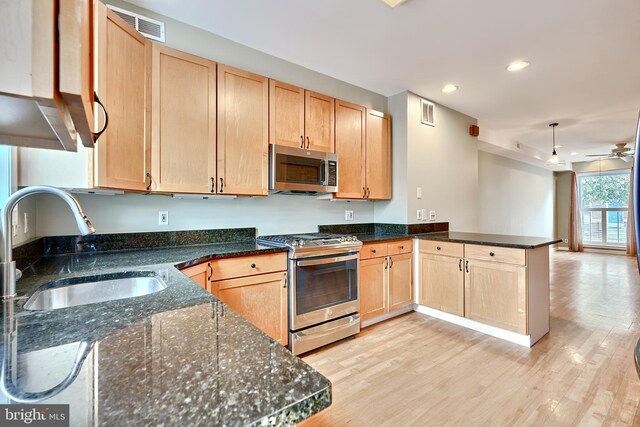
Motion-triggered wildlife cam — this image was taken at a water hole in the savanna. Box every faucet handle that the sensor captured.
[15,268,21,281]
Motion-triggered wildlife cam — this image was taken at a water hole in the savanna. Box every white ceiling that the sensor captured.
[125,0,640,165]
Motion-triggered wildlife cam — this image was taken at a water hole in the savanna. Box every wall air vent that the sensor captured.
[106,5,165,42]
[420,98,435,127]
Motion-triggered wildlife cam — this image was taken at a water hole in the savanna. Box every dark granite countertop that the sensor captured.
[414,232,561,249]
[1,240,330,426]
[354,233,413,243]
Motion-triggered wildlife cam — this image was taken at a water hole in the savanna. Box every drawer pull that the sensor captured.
[251,263,256,268]
[371,249,376,253]
[436,246,441,251]
[399,245,404,250]
[489,252,495,257]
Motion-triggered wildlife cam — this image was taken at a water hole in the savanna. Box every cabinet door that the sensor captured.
[305,91,335,152]
[269,80,304,149]
[360,257,387,321]
[334,100,365,199]
[217,64,269,195]
[465,259,527,334]
[217,272,288,346]
[388,253,413,312]
[420,254,464,316]
[95,2,151,191]
[150,45,216,194]
[180,262,211,292]
[365,110,391,200]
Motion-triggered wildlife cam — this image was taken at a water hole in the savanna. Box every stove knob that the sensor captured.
[349,236,356,242]
[298,240,305,247]
[291,240,299,247]
[340,236,346,243]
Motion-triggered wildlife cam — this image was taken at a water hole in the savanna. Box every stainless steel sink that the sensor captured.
[23,272,167,311]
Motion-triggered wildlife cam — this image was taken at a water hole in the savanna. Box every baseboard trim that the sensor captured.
[414,305,533,347]
[361,305,414,328]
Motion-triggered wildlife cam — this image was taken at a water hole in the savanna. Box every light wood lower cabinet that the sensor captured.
[217,272,288,346]
[360,240,413,324]
[465,258,527,335]
[418,240,549,343]
[180,262,211,292]
[180,252,288,346]
[360,257,387,321]
[419,253,464,316]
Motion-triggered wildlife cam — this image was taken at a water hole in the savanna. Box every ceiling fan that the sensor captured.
[585,143,635,162]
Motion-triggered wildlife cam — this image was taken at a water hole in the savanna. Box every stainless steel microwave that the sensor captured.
[269,145,338,195]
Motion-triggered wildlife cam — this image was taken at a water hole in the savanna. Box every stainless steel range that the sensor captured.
[257,233,362,355]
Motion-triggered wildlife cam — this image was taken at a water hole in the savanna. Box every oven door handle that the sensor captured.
[296,253,360,267]
[294,315,360,340]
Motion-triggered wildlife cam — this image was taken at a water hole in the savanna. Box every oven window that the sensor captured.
[295,257,358,315]
[276,153,323,185]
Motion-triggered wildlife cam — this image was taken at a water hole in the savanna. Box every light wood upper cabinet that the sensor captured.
[465,259,527,335]
[217,271,288,346]
[0,0,94,152]
[94,2,151,191]
[150,45,216,194]
[218,65,269,196]
[268,81,335,153]
[365,110,392,200]
[305,91,335,152]
[269,80,304,149]
[334,100,366,199]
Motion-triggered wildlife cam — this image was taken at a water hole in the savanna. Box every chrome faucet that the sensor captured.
[1,186,95,298]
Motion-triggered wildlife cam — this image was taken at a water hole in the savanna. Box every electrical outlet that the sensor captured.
[23,212,29,234]
[345,210,354,221]
[417,187,422,199]
[158,211,169,226]
[429,211,436,221]
[417,209,422,220]
[563,239,568,243]
[421,209,427,222]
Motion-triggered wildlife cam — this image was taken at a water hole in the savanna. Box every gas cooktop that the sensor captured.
[257,233,361,250]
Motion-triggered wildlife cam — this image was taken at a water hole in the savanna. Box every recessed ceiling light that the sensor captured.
[382,0,408,7]
[506,60,530,72]
[555,145,563,148]
[441,84,459,93]
[571,152,579,156]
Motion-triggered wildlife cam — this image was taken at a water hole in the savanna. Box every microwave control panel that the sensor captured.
[327,161,337,187]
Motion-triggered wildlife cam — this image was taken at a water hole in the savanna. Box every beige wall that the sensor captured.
[478,151,554,237]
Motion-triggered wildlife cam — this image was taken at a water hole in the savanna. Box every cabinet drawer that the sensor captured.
[211,252,287,281]
[419,240,463,258]
[387,239,413,255]
[464,244,526,266]
[361,242,389,260]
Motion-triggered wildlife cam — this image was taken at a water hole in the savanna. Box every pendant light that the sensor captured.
[546,122,565,165]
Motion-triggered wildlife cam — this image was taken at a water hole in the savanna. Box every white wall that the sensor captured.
[406,92,479,231]
[375,92,479,231]
[35,193,374,237]
[478,151,554,237]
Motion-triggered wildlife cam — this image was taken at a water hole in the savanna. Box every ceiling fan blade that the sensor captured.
[585,154,612,157]
[621,155,633,162]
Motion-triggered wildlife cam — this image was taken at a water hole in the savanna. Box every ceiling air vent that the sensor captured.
[420,98,435,127]
[106,5,165,42]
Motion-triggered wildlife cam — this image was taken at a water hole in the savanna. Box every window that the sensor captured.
[578,170,630,247]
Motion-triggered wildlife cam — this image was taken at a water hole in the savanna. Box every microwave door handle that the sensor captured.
[320,160,326,185]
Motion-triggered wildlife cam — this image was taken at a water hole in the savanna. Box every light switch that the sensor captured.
[429,211,436,221]
[421,209,427,222]
[417,209,422,220]
[417,187,422,199]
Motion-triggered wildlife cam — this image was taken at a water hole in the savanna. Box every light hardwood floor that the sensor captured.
[300,250,640,426]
